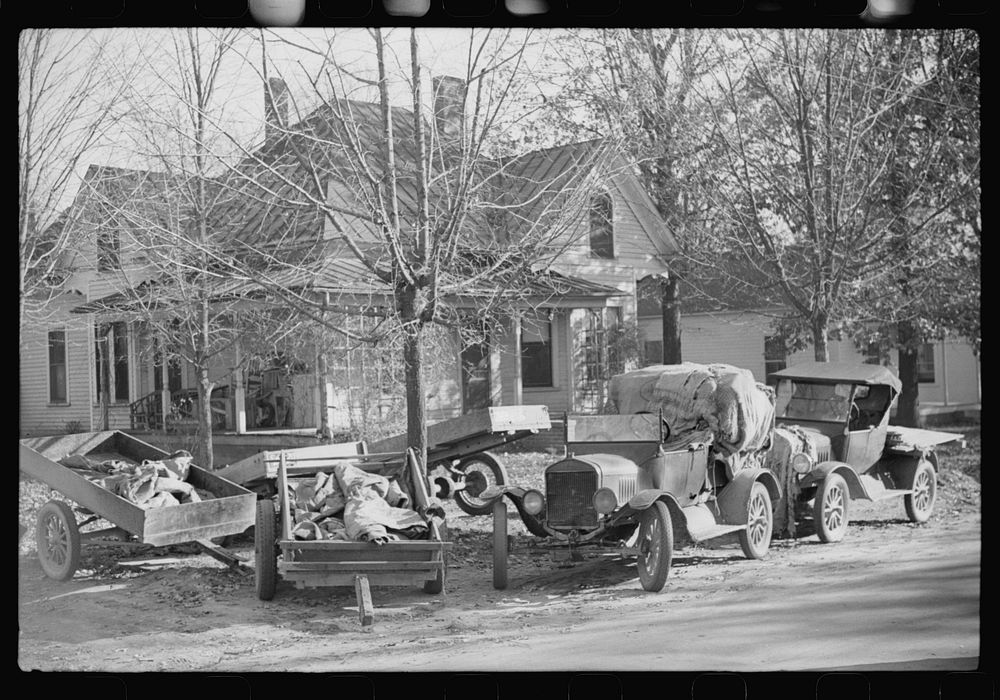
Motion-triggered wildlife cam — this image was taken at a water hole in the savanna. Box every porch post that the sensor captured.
[159,332,170,431]
[941,339,949,407]
[512,312,523,406]
[489,326,503,407]
[234,341,246,434]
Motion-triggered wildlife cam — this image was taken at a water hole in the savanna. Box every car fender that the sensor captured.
[479,485,550,538]
[880,452,936,491]
[716,469,782,526]
[801,462,870,500]
[616,490,691,547]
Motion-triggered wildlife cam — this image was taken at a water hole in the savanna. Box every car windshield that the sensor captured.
[775,380,853,423]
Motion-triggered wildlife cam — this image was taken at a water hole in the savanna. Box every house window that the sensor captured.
[95,321,130,403]
[48,330,68,403]
[521,313,552,388]
[764,335,787,384]
[917,343,935,383]
[643,340,663,367]
[589,192,614,259]
[863,341,881,365]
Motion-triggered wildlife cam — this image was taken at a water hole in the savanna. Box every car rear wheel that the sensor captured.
[637,500,673,592]
[453,452,509,516]
[904,461,937,523]
[814,473,849,543]
[738,482,773,559]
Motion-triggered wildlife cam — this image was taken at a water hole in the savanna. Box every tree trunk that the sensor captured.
[399,286,428,475]
[811,314,830,362]
[896,320,922,427]
[195,363,215,470]
[317,350,332,441]
[660,277,682,364]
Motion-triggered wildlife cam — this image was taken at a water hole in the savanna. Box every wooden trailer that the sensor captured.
[19,431,256,580]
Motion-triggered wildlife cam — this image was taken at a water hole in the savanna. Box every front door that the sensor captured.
[461,342,491,413]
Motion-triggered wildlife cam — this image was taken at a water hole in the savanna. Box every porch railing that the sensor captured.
[129,391,165,431]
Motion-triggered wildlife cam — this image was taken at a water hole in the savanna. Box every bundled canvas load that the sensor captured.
[285,462,437,545]
[58,449,214,509]
[606,363,775,460]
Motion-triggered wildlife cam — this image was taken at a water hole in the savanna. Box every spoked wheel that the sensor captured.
[453,452,509,516]
[36,500,81,581]
[738,482,774,559]
[255,499,278,601]
[637,501,673,592]
[813,473,850,543]
[904,461,937,523]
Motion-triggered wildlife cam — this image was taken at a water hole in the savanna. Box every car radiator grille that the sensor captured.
[546,469,598,528]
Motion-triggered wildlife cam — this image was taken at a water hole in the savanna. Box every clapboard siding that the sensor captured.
[639,311,981,407]
[19,295,93,436]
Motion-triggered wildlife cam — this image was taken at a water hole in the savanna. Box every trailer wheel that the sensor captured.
[492,500,508,590]
[255,499,278,600]
[36,500,81,581]
[423,523,448,594]
[454,452,509,516]
[738,482,773,559]
[637,501,673,592]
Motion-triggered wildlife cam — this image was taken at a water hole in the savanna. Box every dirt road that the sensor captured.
[18,494,980,673]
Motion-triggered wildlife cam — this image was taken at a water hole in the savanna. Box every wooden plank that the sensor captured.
[278,452,293,541]
[215,441,366,485]
[195,539,248,569]
[281,561,439,572]
[288,572,430,588]
[20,431,119,462]
[280,540,450,552]
[289,547,437,563]
[19,443,147,536]
[368,405,551,455]
[355,575,374,627]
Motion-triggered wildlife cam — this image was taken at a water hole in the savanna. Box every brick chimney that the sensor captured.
[264,77,289,143]
[432,75,467,143]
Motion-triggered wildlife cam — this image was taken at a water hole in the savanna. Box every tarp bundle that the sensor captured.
[607,363,775,458]
[59,450,212,509]
[287,463,429,545]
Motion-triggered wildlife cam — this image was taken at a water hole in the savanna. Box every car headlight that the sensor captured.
[522,489,545,515]
[593,487,618,515]
[791,452,813,474]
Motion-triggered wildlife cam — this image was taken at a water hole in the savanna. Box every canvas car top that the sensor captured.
[771,362,902,392]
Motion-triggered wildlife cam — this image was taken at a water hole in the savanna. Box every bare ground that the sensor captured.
[18,428,981,673]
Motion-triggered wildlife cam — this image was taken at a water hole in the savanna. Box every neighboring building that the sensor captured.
[18,79,678,438]
[636,280,981,420]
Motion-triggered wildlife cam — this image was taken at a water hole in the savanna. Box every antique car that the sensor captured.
[482,364,783,592]
[770,362,963,543]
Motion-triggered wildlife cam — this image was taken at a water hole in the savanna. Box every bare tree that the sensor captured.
[212,28,619,470]
[18,29,129,343]
[700,29,967,362]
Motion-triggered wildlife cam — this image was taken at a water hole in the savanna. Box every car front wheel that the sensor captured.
[813,473,850,543]
[738,481,773,559]
[904,461,937,523]
[637,500,673,592]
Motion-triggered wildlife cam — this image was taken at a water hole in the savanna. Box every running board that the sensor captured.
[871,488,912,501]
[682,504,745,542]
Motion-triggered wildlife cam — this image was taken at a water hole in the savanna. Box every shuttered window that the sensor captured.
[48,330,68,403]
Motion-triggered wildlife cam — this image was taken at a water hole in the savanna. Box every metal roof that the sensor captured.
[771,362,902,391]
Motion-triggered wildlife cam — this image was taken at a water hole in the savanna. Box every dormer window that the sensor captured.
[589,191,614,259]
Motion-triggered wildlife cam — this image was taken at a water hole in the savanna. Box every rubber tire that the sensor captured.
[738,481,774,560]
[423,522,448,594]
[637,501,673,592]
[814,473,850,543]
[255,499,278,601]
[36,500,81,581]
[904,461,937,523]
[492,499,508,590]
[454,452,509,516]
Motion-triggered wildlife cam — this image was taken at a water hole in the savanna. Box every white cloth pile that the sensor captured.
[60,450,210,509]
[286,462,430,545]
[607,363,775,459]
